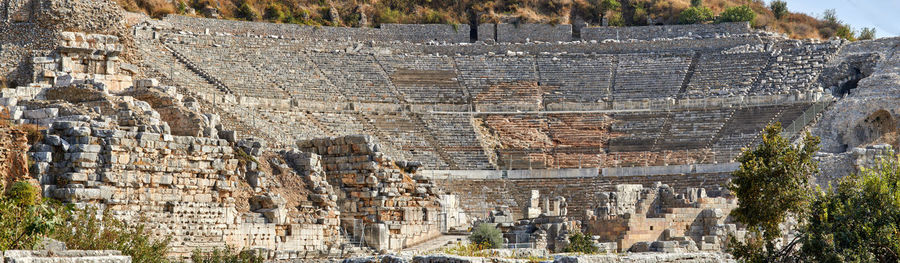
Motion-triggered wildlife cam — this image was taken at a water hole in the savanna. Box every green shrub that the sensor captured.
[858,27,876,40]
[0,182,62,250]
[469,223,503,249]
[800,153,900,262]
[769,0,787,20]
[718,5,756,23]
[835,24,856,41]
[176,1,188,14]
[690,0,702,7]
[678,6,713,24]
[53,207,170,263]
[564,231,598,254]
[374,7,405,25]
[6,181,39,206]
[191,247,264,263]
[422,9,449,24]
[236,2,259,21]
[263,3,286,22]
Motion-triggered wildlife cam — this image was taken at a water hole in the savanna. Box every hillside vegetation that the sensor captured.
[119,0,874,40]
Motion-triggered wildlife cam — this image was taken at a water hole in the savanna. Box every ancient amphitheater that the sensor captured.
[1,0,899,262]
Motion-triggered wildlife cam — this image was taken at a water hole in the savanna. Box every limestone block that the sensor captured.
[30,152,52,162]
[23,108,59,119]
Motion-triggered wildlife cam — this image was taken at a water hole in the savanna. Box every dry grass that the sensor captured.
[18,124,45,145]
[117,0,175,18]
[120,0,836,39]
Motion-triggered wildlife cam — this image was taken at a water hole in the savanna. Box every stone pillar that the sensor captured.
[526,190,541,219]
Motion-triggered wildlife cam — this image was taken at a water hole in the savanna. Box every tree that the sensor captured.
[769,0,788,20]
[469,223,503,249]
[727,123,820,261]
[800,154,900,262]
[678,6,713,24]
[823,9,838,24]
[596,0,621,23]
[835,24,856,41]
[858,27,876,40]
[263,3,286,22]
[236,2,259,21]
[718,5,756,23]
[690,0,702,7]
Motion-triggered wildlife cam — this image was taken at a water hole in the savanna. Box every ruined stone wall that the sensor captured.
[583,184,738,252]
[427,172,731,222]
[26,119,340,258]
[581,22,751,41]
[297,135,444,251]
[1,0,128,87]
[30,32,135,91]
[162,15,470,43]
[493,23,573,43]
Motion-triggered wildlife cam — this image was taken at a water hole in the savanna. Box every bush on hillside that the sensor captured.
[236,2,260,21]
[718,5,756,23]
[469,223,503,249]
[678,6,713,24]
[264,3,287,22]
[769,0,787,20]
[858,27,876,40]
[690,0,702,7]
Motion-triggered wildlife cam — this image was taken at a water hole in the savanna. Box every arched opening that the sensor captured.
[849,109,898,149]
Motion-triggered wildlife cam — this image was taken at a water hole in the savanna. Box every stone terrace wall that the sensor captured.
[29,120,339,258]
[163,15,470,43]
[428,172,731,221]
[494,23,573,43]
[32,121,243,256]
[582,22,751,41]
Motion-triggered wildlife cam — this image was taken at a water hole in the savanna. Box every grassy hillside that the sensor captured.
[118,0,872,40]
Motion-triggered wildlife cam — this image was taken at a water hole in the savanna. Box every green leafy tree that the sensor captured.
[835,25,856,41]
[858,27,876,40]
[727,123,820,262]
[678,6,713,24]
[0,181,63,250]
[690,0,702,7]
[565,231,598,254]
[718,5,756,23]
[263,3,287,22]
[769,0,788,20]
[236,2,260,21]
[823,9,838,24]
[469,223,503,249]
[800,154,900,262]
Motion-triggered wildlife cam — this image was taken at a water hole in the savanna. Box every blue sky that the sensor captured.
[765,0,899,38]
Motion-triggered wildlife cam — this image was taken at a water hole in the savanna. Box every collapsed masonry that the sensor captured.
[4,30,464,259]
[584,184,739,253]
[297,135,467,251]
[482,186,737,254]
